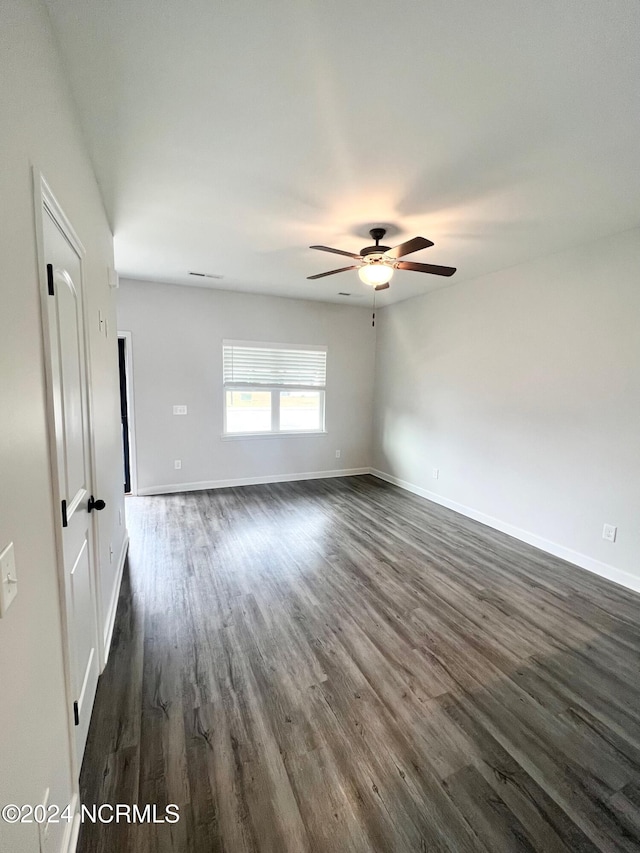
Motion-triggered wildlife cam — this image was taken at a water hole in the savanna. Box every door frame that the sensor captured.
[117,330,138,496]
[33,169,103,788]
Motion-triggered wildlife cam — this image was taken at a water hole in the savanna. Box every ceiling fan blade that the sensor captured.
[307,265,359,280]
[383,236,434,260]
[374,282,390,291]
[396,261,456,277]
[310,245,362,260]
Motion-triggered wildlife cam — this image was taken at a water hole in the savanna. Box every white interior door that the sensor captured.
[42,202,100,765]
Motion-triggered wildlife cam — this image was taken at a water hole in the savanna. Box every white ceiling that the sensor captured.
[44,0,640,305]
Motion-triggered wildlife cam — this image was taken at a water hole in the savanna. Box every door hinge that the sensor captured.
[61,499,68,528]
[73,701,79,726]
[47,263,55,296]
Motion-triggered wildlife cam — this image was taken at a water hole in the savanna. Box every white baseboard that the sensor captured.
[61,792,79,853]
[370,468,640,595]
[102,533,129,667]
[137,468,370,496]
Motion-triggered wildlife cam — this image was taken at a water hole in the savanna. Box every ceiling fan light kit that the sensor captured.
[358,262,394,286]
[308,228,456,292]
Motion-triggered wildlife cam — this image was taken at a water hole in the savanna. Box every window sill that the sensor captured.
[221,430,328,441]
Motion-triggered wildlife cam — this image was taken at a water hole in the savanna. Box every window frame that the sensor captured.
[222,342,327,438]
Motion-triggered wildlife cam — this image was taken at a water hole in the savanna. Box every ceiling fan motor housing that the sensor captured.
[362,228,391,258]
[361,245,391,258]
[360,228,391,266]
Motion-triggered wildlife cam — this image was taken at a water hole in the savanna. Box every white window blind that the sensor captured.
[223,342,327,389]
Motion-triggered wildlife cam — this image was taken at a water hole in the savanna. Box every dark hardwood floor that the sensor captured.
[79,475,640,852]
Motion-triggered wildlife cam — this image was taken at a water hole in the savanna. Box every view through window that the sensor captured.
[223,342,327,435]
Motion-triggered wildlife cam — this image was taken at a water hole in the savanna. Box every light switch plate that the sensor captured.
[0,542,18,617]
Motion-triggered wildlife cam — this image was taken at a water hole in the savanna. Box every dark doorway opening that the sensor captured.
[118,337,131,494]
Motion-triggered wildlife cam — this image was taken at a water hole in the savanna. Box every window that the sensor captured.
[223,341,327,435]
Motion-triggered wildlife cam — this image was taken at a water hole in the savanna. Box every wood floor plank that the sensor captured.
[79,475,640,852]
[440,692,604,853]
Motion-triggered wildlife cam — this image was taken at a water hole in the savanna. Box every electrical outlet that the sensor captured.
[335,450,341,459]
[174,460,182,469]
[432,468,439,479]
[173,405,187,415]
[602,523,617,542]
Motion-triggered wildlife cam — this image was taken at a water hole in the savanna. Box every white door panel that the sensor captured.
[42,204,100,766]
[69,535,96,751]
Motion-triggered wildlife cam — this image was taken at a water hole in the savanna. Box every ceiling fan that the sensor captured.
[308,227,456,290]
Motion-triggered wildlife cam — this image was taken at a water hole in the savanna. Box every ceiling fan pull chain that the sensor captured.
[372,290,376,327]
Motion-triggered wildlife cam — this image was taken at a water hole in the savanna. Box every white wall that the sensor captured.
[0,2,125,851]
[117,279,376,493]
[372,227,640,589]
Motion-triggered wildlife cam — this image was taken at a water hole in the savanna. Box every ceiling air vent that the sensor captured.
[188,271,223,280]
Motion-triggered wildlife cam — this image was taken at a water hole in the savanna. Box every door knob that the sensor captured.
[88,495,106,512]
